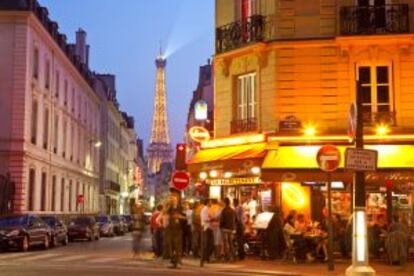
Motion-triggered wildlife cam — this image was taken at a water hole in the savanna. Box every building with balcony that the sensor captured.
[188,0,414,226]
[0,1,101,214]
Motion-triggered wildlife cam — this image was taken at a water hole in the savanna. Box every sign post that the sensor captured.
[316,145,341,271]
[345,81,376,276]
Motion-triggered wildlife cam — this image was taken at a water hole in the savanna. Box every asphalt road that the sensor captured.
[0,234,272,276]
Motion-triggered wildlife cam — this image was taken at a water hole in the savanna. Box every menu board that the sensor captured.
[253,212,274,229]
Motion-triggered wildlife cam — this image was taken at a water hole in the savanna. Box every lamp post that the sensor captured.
[346,81,375,276]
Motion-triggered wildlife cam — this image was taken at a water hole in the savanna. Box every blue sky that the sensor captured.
[39,0,214,148]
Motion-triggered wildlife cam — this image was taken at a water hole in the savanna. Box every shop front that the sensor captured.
[261,142,414,230]
[187,135,275,211]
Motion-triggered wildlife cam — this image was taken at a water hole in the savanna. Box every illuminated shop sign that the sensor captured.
[201,134,265,149]
[194,100,208,121]
[189,126,210,143]
[206,177,261,186]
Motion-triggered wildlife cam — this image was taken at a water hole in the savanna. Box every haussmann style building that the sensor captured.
[188,0,414,229]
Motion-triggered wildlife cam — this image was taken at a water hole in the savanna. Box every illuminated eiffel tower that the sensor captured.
[146,51,173,174]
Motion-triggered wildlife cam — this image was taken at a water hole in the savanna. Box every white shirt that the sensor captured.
[247,200,257,218]
[200,205,209,231]
[186,209,193,226]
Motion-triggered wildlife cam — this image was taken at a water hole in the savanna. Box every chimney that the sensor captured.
[75,28,89,67]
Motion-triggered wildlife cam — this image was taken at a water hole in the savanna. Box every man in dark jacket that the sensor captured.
[220,197,236,261]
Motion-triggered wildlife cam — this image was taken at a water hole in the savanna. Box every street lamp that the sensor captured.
[375,124,390,136]
[199,172,207,180]
[303,125,316,137]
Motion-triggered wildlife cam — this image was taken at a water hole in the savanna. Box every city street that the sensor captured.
[0,233,413,276]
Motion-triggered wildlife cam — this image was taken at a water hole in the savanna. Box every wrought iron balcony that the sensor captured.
[362,111,396,126]
[216,15,265,54]
[231,118,258,134]
[340,4,409,35]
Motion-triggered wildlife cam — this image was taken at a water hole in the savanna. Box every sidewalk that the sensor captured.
[181,257,414,276]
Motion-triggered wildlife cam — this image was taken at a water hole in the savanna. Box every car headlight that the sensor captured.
[6,230,20,237]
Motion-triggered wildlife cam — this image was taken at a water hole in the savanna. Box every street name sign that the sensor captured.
[345,148,378,171]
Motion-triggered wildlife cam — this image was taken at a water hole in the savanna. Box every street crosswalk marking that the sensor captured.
[53,255,86,262]
[17,253,61,261]
[0,252,36,260]
[87,257,120,263]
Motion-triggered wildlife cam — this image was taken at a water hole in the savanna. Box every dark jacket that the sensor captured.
[220,206,236,231]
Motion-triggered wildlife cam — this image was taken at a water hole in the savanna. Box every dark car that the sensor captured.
[0,215,51,252]
[122,215,133,232]
[95,216,114,237]
[67,216,100,242]
[41,216,68,247]
[110,215,125,236]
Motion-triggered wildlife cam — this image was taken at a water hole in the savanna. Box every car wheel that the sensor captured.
[43,235,50,250]
[21,236,29,252]
[52,235,58,247]
[62,235,69,246]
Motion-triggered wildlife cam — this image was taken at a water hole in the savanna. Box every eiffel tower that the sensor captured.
[146,51,173,175]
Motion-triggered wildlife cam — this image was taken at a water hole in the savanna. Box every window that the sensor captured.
[41,172,47,211]
[53,114,59,154]
[237,73,257,120]
[51,175,56,212]
[45,60,50,90]
[43,108,49,150]
[62,119,67,158]
[31,100,38,145]
[72,88,76,113]
[55,70,60,98]
[33,48,39,79]
[28,169,35,211]
[76,182,80,212]
[61,178,65,212]
[358,65,393,122]
[68,180,73,212]
[64,79,68,106]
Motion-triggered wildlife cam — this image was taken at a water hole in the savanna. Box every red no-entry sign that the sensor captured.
[316,145,341,172]
[171,171,190,191]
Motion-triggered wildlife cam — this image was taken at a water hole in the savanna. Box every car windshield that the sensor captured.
[0,216,27,227]
[110,216,119,221]
[41,217,56,226]
[96,216,108,223]
[73,217,92,225]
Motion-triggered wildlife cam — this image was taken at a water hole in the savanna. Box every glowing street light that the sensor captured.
[376,124,390,136]
[209,170,218,178]
[199,172,207,180]
[224,172,233,178]
[303,125,317,137]
[251,167,261,175]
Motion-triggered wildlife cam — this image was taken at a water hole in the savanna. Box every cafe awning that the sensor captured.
[187,143,267,173]
[262,145,414,182]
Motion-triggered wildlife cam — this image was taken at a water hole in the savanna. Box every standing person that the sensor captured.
[210,199,223,261]
[150,204,163,257]
[182,202,193,256]
[157,203,170,260]
[200,198,212,266]
[247,196,258,218]
[131,203,146,259]
[192,201,203,258]
[220,197,236,261]
[165,196,184,269]
[266,206,286,259]
[234,198,246,260]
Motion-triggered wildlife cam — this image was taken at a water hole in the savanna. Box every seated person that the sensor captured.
[294,214,308,234]
[284,214,314,262]
[371,214,387,258]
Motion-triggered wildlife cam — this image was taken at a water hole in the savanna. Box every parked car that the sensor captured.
[122,215,133,232]
[0,214,51,252]
[40,216,68,247]
[67,216,100,241]
[110,215,125,236]
[95,216,114,237]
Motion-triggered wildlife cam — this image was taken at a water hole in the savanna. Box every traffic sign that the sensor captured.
[316,145,341,172]
[348,103,357,141]
[171,171,190,191]
[345,148,378,171]
[77,194,84,204]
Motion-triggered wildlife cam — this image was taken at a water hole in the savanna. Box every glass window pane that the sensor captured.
[376,66,388,83]
[359,67,371,84]
[377,104,390,113]
[377,86,389,103]
[360,86,371,104]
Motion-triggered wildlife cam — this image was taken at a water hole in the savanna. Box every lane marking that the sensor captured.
[18,253,61,261]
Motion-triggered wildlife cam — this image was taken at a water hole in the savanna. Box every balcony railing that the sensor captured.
[216,15,265,54]
[363,111,396,126]
[231,118,258,134]
[340,4,409,35]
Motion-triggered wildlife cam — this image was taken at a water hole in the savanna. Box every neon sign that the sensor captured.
[189,126,210,143]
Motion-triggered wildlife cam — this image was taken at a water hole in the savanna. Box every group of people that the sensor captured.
[144,196,412,268]
[148,196,259,268]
